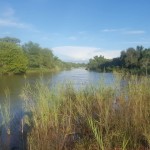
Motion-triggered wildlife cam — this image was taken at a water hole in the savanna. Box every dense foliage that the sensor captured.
[0,42,28,74]
[87,46,150,75]
[0,37,85,75]
[22,41,57,69]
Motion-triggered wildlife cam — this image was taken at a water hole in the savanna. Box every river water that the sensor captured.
[0,68,115,106]
[0,68,117,149]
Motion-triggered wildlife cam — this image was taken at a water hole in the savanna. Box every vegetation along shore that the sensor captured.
[0,37,85,75]
[87,46,150,75]
[0,36,150,150]
[0,74,150,149]
[0,36,149,75]
[21,75,150,149]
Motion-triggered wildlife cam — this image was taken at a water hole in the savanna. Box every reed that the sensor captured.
[1,74,149,150]
[0,88,11,132]
[0,88,12,149]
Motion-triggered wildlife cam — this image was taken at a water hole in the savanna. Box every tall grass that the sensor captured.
[14,75,150,149]
[0,88,11,132]
[0,88,12,149]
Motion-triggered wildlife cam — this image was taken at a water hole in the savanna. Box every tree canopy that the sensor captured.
[87,46,150,75]
[0,37,21,44]
[0,42,28,74]
[0,37,85,75]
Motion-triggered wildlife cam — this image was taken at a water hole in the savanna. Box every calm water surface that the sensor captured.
[0,68,117,149]
[0,68,115,107]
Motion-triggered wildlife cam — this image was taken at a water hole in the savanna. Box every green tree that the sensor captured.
[87,46,150,75]
[87,55,108,71]
[140,49,150,75]
[0,42,28,74]
[22,41,42,68]
[41,48,55,69]
[0,37,21,44]
[124,48,139,68]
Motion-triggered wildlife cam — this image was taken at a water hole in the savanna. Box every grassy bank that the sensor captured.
[0,67,70,76]
[1,75,150,149]
[25,67,62,74]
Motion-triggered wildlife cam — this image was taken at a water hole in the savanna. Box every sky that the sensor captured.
[0,0,150,62]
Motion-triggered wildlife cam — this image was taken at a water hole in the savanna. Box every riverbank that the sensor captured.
[25,67,66,74]
[87,46,150,76]
[1,74,150,149]
[0,66,86,76]
[0,67,71,76]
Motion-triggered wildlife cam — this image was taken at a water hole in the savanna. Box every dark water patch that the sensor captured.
[0,108,33,150]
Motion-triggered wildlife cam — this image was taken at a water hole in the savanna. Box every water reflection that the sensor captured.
[0,68,117,116]
[0,108,33,150]
[0,68,115,103]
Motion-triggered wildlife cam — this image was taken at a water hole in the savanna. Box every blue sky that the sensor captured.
[0,0,150,62]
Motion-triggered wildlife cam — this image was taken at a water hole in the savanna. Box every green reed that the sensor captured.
[0,88,11,131]
[18,74,150,149]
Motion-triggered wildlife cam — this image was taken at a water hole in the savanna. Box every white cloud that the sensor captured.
[0,18,31,29]
[52,46,121,62]
[101,28,146,35]
[124,41,150,44]
[2,31,10,34]
[101,29,120,32]
[124,30,145,34]
[0,31,11,36]
[0,6,39,32]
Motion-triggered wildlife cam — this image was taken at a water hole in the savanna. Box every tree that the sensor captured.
[120,50,126,67]
[0,37,21,44]
[87,55,109,71]
[41,48,55,69]
[22,41,42,68]
[87,46,150,75]
[0,42,28,74]
[22,42,58,69]
[140,49,150,75]
[124,48,138,68]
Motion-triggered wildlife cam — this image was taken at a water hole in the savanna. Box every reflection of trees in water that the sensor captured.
[0,109,33,150]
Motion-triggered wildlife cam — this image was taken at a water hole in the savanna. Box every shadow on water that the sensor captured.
[0,108,33,150]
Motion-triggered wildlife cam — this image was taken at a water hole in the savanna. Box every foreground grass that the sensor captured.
[1,74,150,150]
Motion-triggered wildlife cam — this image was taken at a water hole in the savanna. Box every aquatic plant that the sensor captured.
[1,74,149,149]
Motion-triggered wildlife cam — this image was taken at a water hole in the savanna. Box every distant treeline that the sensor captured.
[0,37,85,75]
[87,46,150,75]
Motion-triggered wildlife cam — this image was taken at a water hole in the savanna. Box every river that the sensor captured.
[0,68,117,113]
[0,68,115,107]
[0,68,117,149]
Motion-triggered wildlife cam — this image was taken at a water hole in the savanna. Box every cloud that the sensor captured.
[101,28,146,35]
[101,29,120,32]
[0,18,31,29]
[0,6,39,32]
[124,41,150,44]
[124,30,145,34]
[0,31,11,36]
[52,46,121,62]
